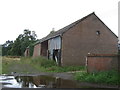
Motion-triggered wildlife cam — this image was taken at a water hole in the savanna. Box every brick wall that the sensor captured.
[41,40,48,57]
[87,54,118,73]
[61,14,118,66]
[33,43,41,57]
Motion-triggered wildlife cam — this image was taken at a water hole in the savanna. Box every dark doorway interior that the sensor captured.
[53,49,61,66]
[26,50,29,56]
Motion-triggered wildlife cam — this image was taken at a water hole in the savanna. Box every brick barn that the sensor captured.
[24,46,30,57]
[33,41,41,57]
[33,12,118,66]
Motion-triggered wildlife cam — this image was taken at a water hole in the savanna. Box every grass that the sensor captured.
[25,56,85,73]
[0,56,2,74]
[2,56,21,74]
[2,56,119,85]
[44,66,85,72]
[74,70,120,85]
[2,56,86,74]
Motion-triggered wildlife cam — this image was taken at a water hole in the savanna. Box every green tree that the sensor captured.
[2,40,13,56]
[20,29,37,56]
[2,29,37,56]
[10,38,21,56]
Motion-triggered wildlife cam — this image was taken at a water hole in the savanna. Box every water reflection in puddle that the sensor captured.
[0,75,80,88]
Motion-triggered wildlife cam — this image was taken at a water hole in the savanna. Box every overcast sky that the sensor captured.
[0,0,119,44]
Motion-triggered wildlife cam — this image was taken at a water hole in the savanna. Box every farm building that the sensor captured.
[87,54,118,72]
[33,12,118,66]
[24,46,29,57]
[118,43,120,51]
[33,40,41,57]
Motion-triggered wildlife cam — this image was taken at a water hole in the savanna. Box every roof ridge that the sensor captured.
[93,13,118,38]
[61,12,95,34]
[38,12,117,43]
[39,12,95,42]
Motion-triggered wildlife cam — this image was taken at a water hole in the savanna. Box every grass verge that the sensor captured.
[27,56,85,72]
[2,56,119,85]
[74,70,120,85]
[2,56,85,74]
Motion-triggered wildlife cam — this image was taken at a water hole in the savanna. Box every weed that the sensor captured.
[74,70,119,85]
[2,56,86,74]
[31,56,57,68]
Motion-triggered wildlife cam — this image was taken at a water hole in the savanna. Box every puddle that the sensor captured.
[0,75,81,88]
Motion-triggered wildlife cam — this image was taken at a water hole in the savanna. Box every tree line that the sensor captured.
[2,29,38,56]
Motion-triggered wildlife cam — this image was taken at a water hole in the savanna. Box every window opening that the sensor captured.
[96,31,100,35]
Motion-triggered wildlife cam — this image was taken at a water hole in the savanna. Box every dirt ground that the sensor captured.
[7,72,118,89]
[8,63,39,74]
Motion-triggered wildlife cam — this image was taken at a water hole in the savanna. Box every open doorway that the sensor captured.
[53,49,61,66]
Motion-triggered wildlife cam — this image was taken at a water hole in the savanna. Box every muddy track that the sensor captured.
[7,72,119,89]
[2,60,119,89]
[8,64,39,73]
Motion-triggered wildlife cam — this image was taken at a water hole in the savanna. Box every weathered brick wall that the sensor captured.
[87,54,118,73]
[61,14,118,66]
[41,41,48,57]
[33,43,41,57]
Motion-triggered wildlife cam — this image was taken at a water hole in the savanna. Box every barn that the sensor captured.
[24,46,30,57]
[33,12,118,66]
[33,40,41,57]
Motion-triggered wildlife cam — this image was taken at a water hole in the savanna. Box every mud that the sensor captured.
[2,72,118,89]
